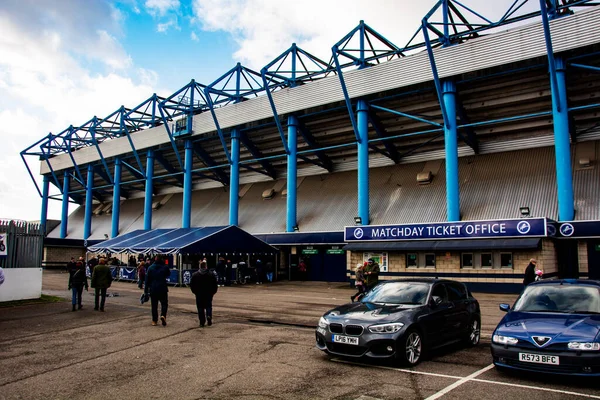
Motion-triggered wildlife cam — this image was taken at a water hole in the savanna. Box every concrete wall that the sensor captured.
[0,268,43,302]
[43,246,85,269]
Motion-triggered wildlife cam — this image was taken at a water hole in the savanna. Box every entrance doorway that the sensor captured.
[587,241,600,280]
[555,240,579,279]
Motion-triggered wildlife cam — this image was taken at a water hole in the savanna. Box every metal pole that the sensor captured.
[286,116,298,232]
[40,175,49,233]
[60,171,70,238]
[144,150,154,230]
[111,158,122,238]
[182,140,193,228]
[552,57,575,221]
[357,100,369,225]
[443,80,460,221]
[83,164,94,239]
[229,129,240,226]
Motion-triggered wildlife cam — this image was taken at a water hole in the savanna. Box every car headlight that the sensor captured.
[368,323,404,334]
[568,342,600,351]
[318,317,329,329]
[492,334,519,345]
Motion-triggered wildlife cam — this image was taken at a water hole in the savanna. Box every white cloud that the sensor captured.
[191,31,199,42]
[191,0,540,70]
[145,0,180,17]
[157,19,179,33]
[0,1,159,221]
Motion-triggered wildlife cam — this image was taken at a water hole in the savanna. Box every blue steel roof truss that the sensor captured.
[261,43,334,155]
[20,0,600,209]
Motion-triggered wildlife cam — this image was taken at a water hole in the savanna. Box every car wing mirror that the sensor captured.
[430,296,443,307]
[499,303,510,312]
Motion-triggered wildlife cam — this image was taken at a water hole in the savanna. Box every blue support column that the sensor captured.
[357,100,369,225]
[111,158,122,238]
[286,116,298,232]
[60,171,70,239]
[229,129,240,226]
[182,140,193,228]
[83,164,94,239]
[40,175,49,232]
[144,150,154,230]
[443,80,460,221]
[552,57,575,221]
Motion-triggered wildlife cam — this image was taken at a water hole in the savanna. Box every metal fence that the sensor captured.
[0,219,44,268]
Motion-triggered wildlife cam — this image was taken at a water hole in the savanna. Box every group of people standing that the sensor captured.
[351,258,380,302]
[67,256,112,312]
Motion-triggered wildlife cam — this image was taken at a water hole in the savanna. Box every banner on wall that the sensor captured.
[0,233,7,256]
[362,252,388,273]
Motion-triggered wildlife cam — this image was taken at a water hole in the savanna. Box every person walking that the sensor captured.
[190,261,218,327]
[523,258,537,286]
[364,258,380,291]
[137,261,146,289]
[255,259,263,284]
[265,261,274,283]
[144,255,171,326]
[216,257,226,287]
[351,263,366,302]
[91,258,113,312]
[68,261,88,311]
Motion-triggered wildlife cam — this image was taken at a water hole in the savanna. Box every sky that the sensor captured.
[0,0,542,222]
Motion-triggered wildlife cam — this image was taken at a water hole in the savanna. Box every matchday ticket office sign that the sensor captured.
[345,218,548,242]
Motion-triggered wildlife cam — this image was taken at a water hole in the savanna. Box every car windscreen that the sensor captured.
[361,282,430,305]
[513,284,600,313]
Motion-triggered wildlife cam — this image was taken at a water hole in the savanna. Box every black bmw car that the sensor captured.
[315,279,481,365]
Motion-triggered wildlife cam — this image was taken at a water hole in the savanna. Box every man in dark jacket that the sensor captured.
[523,258,537,286]
[91,258,113,312]
[144,255,171,326]
[364,258,380,290]
[68,261,88,311]
[190,261,218,327]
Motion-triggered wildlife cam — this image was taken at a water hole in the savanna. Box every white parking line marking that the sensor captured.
[425,364,495,399]
[470,378,600,399]
[331,359,600,399]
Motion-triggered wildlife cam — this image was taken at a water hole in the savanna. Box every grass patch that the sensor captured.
[0,294,64,308]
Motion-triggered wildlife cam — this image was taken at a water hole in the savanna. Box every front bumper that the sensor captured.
[491,343,600,376]
[315,326,401,359]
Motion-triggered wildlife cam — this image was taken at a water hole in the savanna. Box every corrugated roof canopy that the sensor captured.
[343,238,541,252]
[88,226,278,255]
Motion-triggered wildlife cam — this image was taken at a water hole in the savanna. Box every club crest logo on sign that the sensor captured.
[516,221,531,235]
[559,223,574,237]
[353,228,364,239]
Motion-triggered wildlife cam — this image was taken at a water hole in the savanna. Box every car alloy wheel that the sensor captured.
[467,319,481,346]
[403,330,422,366]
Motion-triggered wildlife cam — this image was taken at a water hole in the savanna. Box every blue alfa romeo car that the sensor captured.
[491,279,600,376]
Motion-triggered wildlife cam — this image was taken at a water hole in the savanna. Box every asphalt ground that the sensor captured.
[0,270,598,400]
